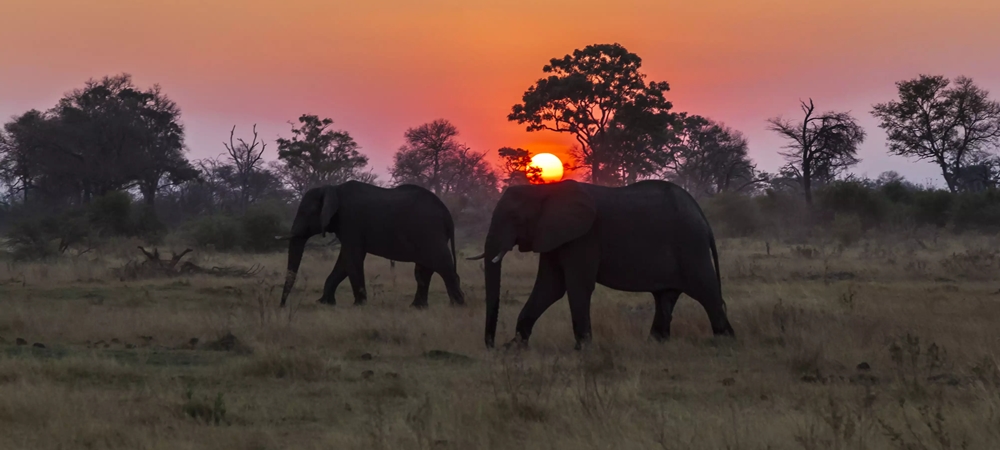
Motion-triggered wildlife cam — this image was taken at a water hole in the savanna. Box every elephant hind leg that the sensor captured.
[411,264,433,309]
[439,269,465,306]
[650,289,681,341]
[425,244,465,306]
[684,278,735,338]
[679,244,735,338]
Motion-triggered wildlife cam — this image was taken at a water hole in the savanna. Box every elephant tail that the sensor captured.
[709,229,722,301]
[447,213,458,269]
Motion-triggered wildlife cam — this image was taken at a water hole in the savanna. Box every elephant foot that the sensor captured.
[449,299,466,307]
[317,297,336,306]
[649,331,670,343]
[713,323,736,339]
[573,334,593,351]
[502,335,529,352]
[353,299,367,306]
[410,301,429,310]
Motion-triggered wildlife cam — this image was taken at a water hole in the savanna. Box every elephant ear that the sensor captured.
[320,186,340,231]
[532,182,597,253]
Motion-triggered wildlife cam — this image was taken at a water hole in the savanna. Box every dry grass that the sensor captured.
[2,233,1000,449]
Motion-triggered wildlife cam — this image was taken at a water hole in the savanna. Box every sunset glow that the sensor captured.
[1,0,999,184]
[530,153,564,183]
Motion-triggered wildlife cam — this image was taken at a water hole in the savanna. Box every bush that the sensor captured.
[816,181,888,229]
[88,191,134,236]
[830,213,864,247]
[241,207,285,253]
[950,190,1000,231]
[4,211,91,260]
[702,193,762,237]
[910,189,952,228]
[754,189,809,236]
[187,215,244,251]
[131,204,167,242]
[5,218,58,260]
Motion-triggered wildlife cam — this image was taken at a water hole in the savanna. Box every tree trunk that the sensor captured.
[140,181,157,207]
[802,158,813,206]
[942,167,958,193]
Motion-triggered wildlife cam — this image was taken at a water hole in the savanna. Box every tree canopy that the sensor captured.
[275,114,375,192]
[508,43,676,185]
[666,115,764,196]
[0,74,196,207]
[872,75,1000,193]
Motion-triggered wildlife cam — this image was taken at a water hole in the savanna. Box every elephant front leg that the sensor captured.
[649,290,681,341]
[318,260,348,305]
[562,259,598,350]
[510,254,566,347]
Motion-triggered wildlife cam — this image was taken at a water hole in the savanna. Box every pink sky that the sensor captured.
[2,0,999,186]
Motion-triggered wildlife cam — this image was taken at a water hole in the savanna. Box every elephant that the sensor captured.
[468,179,735,349]
[277,181,465,308]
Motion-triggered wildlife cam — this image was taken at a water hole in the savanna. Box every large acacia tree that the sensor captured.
[390,119,498,196]
[275,114,374,193]
[508,43,675,185]
[871,75,1000,193]
[768,99,866,205]
[496,147,542,187]
[0,74,196,207]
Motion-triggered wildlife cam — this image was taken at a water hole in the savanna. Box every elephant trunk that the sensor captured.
[280,237,307,307]
[484,257,501,348]
[482,231,515,348]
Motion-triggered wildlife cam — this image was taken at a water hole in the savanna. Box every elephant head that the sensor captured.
[469,180,597,348]
[277,185,340,307]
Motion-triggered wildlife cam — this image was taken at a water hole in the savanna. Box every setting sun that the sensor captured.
[530,153,564,183]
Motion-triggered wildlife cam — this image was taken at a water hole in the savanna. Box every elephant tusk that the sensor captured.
[274,235,293,241]
[466,252,486,261]
[491,251,507,264]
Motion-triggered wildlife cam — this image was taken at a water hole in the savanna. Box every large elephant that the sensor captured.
[468,179,735,349]
[278,181,465,308]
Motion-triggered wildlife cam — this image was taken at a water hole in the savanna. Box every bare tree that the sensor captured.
[223,124,267,214]
[872,75,1000,193]
[768,99,866,205]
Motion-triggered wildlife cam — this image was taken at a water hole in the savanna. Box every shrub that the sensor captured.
[754,189,809,236]
[187,215,243,251]
[816,181,888,229]
[951,190,1000,231]
[5,218,58,260]
[87,191,134,236]
[910,189,952,228]
[241,206,285,253]
[132,204,167,242]
[702,193,762,237]
[830,213,864,247]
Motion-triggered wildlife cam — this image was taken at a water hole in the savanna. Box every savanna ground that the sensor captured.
[2,232,1000,449]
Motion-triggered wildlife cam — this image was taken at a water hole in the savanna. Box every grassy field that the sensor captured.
[2,232,1000,449]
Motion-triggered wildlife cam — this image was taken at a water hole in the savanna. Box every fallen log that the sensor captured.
[114,247,264,280]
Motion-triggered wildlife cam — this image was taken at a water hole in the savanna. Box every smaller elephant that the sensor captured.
[469,179,735,349]
[278,181,464,308]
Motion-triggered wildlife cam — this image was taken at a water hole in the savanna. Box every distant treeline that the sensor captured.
[2,43,999,258]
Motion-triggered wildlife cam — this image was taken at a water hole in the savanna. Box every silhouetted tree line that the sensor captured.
[3,44,1000,258]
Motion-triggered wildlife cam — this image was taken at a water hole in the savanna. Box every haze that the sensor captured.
[2,0,999,185]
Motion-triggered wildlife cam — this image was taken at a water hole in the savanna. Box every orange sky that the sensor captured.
[2,0,999,185]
